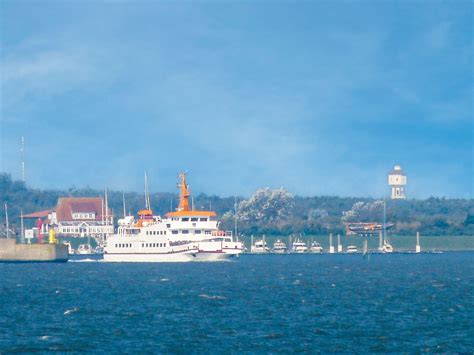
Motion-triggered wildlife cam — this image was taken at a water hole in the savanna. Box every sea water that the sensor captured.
[1,252,473,352]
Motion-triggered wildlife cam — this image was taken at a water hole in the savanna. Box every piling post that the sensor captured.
[416,232,421,253]
[337,234,342,253]
[379,230,383,251]
[329,233,334,253]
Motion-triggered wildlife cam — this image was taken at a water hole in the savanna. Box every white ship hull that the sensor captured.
[104,250,238,262]
[104,250,194,262]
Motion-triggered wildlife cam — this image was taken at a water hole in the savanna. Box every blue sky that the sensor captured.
[1,1,472,198]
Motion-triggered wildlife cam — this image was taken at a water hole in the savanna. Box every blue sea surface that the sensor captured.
[1,253,473,353]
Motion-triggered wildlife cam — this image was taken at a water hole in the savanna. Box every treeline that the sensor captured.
[1,173,473,236]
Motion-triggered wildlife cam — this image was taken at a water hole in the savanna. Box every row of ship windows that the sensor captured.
[171,230,212,235]
[145,230,167,236]
[115,243,166,248]
[171,217,208,222]
[143,243,165,248]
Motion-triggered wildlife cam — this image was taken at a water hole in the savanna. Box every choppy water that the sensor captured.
[1,253,473,353]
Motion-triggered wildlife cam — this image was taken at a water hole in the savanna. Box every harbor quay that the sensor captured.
[0,239,68,262]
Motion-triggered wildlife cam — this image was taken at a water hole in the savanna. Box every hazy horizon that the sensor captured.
[1,1,472,199]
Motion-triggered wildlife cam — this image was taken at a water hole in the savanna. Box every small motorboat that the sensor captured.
[272,240,287,253]
[76,244,93,255]
[346,245,358,254]
[292,239,308,253]
[251,240,269,253]
[310,242,323,253]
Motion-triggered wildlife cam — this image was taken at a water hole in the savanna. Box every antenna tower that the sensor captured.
[20,136,25,183]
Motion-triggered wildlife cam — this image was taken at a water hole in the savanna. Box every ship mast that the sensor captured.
[177,172,190,212]
[144,171,151,210]
[383,199,386,243]
[122,192,126,218]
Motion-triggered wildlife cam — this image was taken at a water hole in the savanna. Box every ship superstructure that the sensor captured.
[104,173,243,262]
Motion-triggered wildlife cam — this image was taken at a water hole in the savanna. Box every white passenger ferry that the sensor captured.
[104,173,243,262]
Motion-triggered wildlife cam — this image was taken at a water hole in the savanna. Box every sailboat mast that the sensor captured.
[4,203,9,238]
[234,196,238,240]
[20,209,24,243]
[383,199,386,242]
[105,187,109,226]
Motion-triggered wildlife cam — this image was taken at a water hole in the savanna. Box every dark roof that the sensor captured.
[24,197,111,222]
[56,197,110,221]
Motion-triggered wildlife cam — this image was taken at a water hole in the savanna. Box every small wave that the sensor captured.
[55,290,60,294]
[293,280,301,285]
[160,278,169,282]
[64,307,79,315]
[39,335,51,341]
[265,333,283,339]
[198,294,227,300]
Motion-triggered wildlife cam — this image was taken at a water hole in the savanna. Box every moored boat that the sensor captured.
[346,245,358,253]
[292,239,308,253]
[272,240,287,253]
[76,244,93,255]
[310,241,323,253]
[378,240,394,253]
[251,240,269,253]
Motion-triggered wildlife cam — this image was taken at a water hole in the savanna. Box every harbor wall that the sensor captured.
[0,239,68,262]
